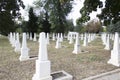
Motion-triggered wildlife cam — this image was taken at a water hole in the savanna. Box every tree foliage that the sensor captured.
[0,0,25,35]
[27,7,38,36]
[34,0,73,33]
[107,21,120,33]
[37,12,51,33]
[75,22,85,33]
[77,0,120,26]
[98,0,120,25]
[85,19,102,33]
[21,21,28,32]
[65,19,74,32]
[77,0,102,24]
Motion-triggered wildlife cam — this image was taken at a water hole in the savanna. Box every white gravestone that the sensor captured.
[30,33,32,40]
[104,34,111,50]
[69,34,74,44]
[83,33,88,46]
[72,33,81,54]
[46,33,50,45]
[55,33,61,49]
[12,33,16,47]
[9,32,13,44]
[60,33,63,42]
[19,33,29,61]
[108,32,120,66]
[33,33,37,41]
[52,33,55,41]
[15,33,21,52]
[32,32,52,80]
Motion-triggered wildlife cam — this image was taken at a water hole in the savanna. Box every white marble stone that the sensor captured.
[32,32,52,80]
[30,33,32,40]
[67,33,70,41]
[104,34,111,50]
[9,32,13,44]
[72,33,81,54]
[80,34,84,40]
[12,33,16,47]
[69,34,74,44]
[68,32,78,43]
[14,33,21,52]
[108,32,120,66]
[88,33,91,43]
[102,33,107,45]
[33,33,37,41]
[46,33,50,45]
[60,33,63,42]
[83,33,88,46]
[55,33,61,49]
[19,33,29,61]
[52,33,56,41]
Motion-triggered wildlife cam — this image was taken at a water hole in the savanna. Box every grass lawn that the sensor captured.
[0,36,118,80]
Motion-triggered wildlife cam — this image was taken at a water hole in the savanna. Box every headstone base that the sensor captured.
[19,48,29,61]
[32,60,52,80]
[32,74,52,80]
[19,56,29,61]
[107,50,120,67]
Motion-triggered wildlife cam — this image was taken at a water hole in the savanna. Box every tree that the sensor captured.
[37,12,51,33]
[85,19,102,33]
[74,24,85,33]
[27,7,38,36]
[77,0,120,26]
[0,12,15,35]
[107,21,120,33]
[65,19,74,33]
[0,0,25,35]
[77,0,102,24]
[34,0,73,33]
[21,21,28,32]
[97,0,120,25]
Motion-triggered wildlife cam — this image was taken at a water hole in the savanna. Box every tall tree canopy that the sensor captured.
[27,7,38,36]
[34,0,73,33]
[85,19,102,33]
[37,12,51,33]
[77,0,120,26]
[98,0,120,25]
[0,0,25,35]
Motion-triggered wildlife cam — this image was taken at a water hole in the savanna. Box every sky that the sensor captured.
[21,0,105,25]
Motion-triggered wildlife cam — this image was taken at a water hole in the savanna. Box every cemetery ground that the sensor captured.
[0,36,119,80]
